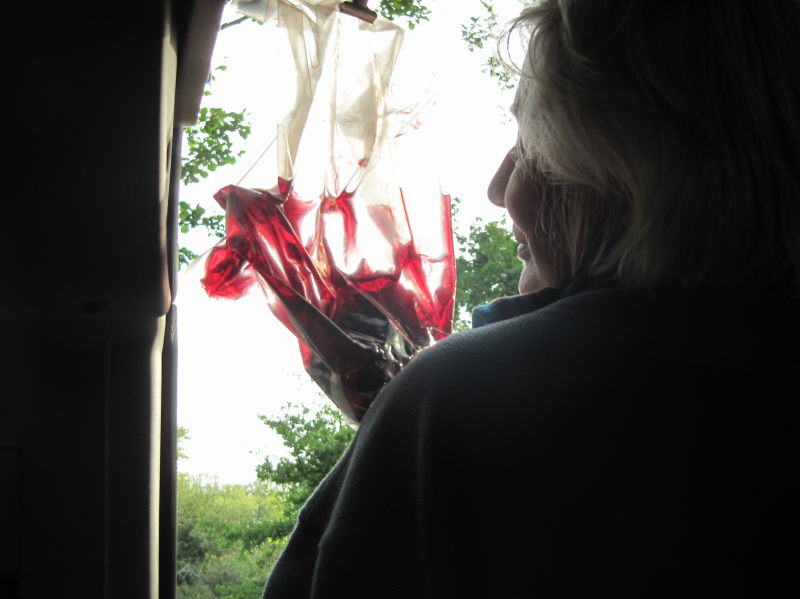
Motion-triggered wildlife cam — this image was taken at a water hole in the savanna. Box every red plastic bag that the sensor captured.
[200,0,455,424]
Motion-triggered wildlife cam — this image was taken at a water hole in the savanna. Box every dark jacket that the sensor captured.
[264,286,800,598]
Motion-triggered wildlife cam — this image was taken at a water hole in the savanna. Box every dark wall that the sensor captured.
[0,1,216,597]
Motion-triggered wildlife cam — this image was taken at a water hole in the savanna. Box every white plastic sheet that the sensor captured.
[202,0,455,423]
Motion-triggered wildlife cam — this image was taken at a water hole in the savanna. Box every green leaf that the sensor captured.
[181,102,250,187]
[256,402,355,516]
[377,0,430,25]
[450,198,522,330]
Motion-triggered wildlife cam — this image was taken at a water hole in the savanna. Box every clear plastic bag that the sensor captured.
[201,0,455,424]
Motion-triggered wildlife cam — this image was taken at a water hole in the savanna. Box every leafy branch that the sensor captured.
[460,0,518,90]
[179,64,251,266]
[378,0,431,28]
[181,106,251,185]
[451,197,522,330]
[256,402,355,514]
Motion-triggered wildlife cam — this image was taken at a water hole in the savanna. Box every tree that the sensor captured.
[176,473,290,598]
[177,426,296,597]
[460,0,518,90]
[255,400,355,532]
[377,1,520,87]
[452,198,522,329]
[177,426,191,461]
[179,65,252,267]
[377,0,431,28]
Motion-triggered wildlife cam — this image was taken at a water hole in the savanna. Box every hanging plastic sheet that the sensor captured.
[200,0,456,424]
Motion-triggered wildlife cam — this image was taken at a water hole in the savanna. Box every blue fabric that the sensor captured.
[471,287,563,328]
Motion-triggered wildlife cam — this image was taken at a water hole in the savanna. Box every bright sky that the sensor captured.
[176,0,524,484]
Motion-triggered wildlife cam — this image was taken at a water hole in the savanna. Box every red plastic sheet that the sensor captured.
[201,180,454,423]
[198,1,454,423]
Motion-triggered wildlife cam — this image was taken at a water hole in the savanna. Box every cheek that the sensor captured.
[504,169,540,237]
[506,168,558,290]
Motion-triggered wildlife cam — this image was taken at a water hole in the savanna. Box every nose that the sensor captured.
[487,149,516,208]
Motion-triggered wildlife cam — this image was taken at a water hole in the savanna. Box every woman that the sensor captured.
[264,1,800,596]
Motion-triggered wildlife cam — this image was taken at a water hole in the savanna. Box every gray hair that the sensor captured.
[504,0,800,290]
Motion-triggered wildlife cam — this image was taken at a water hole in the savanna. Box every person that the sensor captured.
[264,1,800,596]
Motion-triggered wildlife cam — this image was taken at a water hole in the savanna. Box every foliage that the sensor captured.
[177,544,281,599]
[175,400,357,595]
[256,402,355,516]
[179,65,251,266]
[176,473,289,599]
[378,0,517,86]
[460,0,518,90]
[378,0,431,28]
[177,201,226,266]
[177,426,191,461]
[452,198,522,330]
[460,0,497,50]
[175,400,355,598]
[182,106,251,186]
[179,201,225,238]
[178,247,201,268]
[485,54,516,90]
[173,5,527,593]
[181,65,250,188]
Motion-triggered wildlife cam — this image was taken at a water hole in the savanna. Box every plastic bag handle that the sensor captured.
[339,1,377,23]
